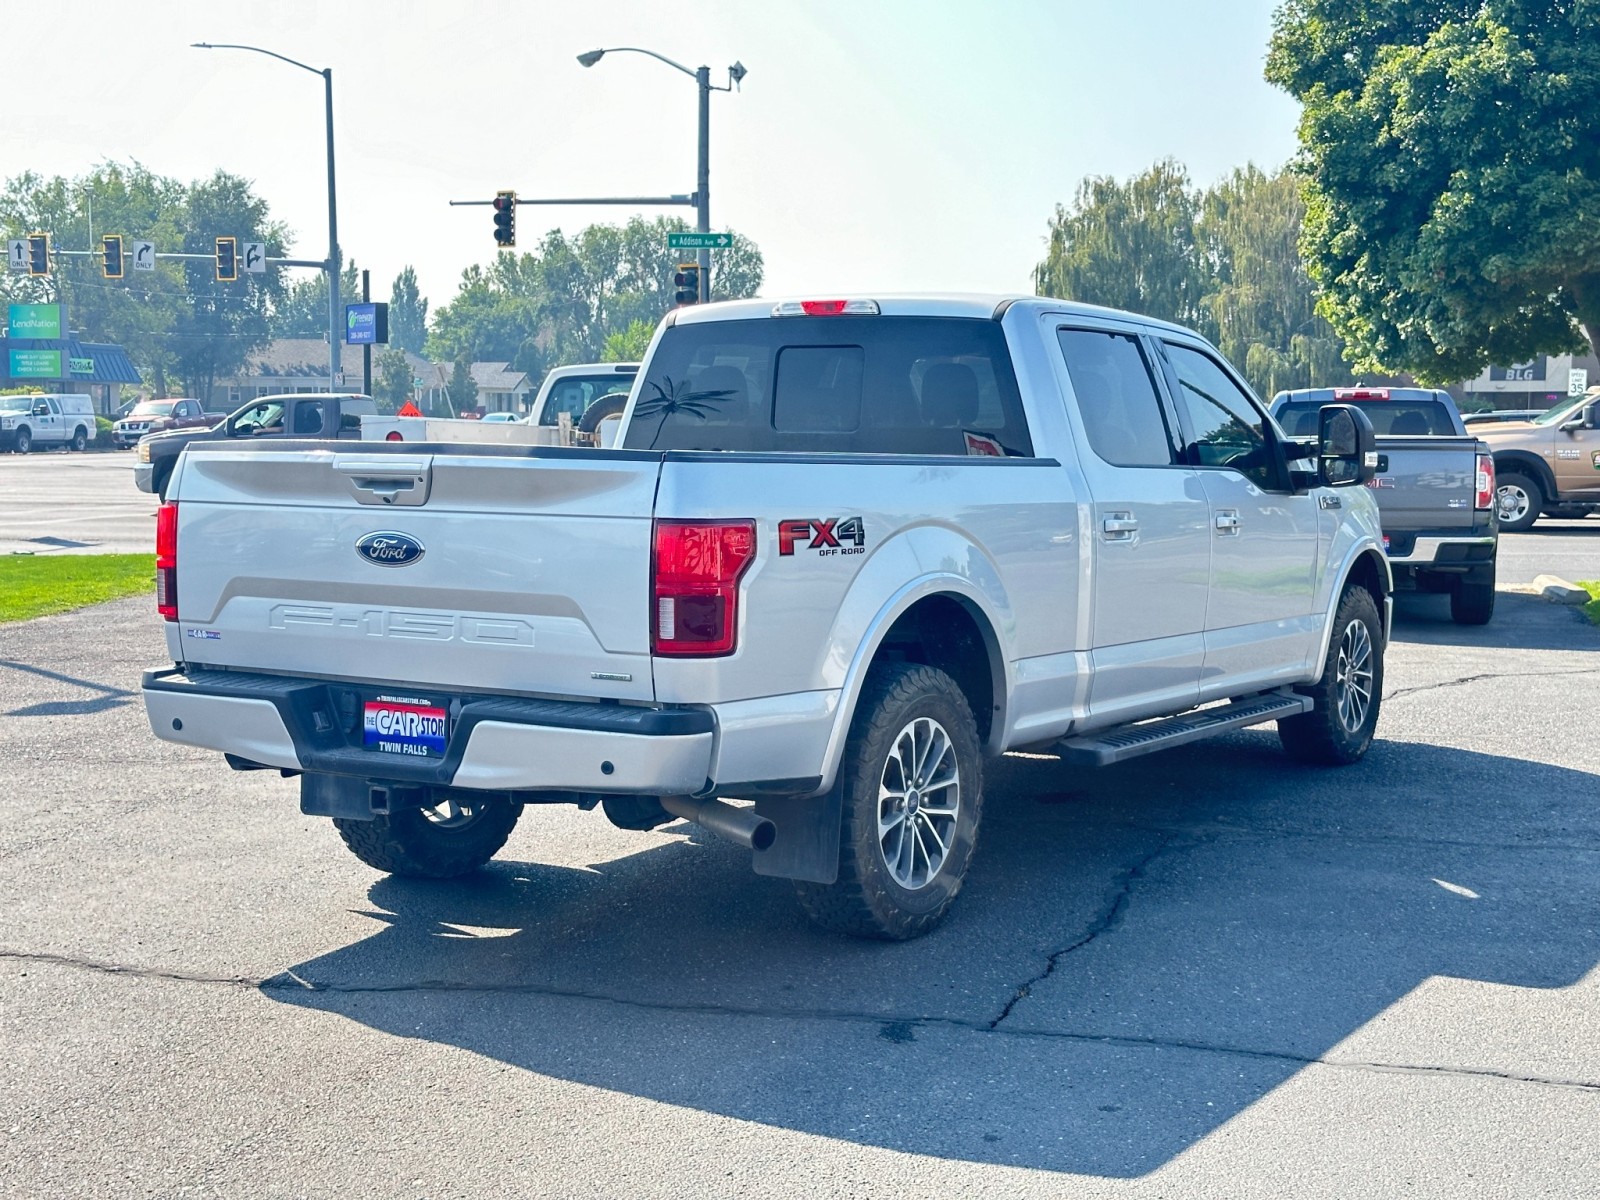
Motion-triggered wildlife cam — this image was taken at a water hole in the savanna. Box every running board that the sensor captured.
[1053,689,1313,767]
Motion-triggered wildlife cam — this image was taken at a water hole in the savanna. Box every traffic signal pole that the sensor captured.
[696,65,711,303]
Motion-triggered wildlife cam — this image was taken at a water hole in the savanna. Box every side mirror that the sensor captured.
[1318,403,1377,488]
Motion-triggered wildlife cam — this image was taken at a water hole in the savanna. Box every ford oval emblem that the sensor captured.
[355,531,425,567]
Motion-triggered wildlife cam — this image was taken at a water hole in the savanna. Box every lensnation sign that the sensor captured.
[8,303,62,339]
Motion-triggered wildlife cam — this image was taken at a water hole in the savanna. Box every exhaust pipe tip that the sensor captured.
[661,795,776,853]
[749,818,776,852]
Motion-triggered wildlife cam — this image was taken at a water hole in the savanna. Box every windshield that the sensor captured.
[1531,396,1589,426]
[0,396,38,413]
[130,401,177,418]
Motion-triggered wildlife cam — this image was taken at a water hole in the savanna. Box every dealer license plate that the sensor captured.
[363,698,448,758]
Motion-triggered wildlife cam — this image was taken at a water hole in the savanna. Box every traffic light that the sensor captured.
[101,235,124,279]
[215,236,237,282]
[673,263,700,306]
[493,190,516,248]
[27,233,48,276]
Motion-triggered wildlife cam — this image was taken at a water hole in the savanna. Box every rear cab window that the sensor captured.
[623,316,1034,456]
[1276,398,1457,437]
[540,375,636,426]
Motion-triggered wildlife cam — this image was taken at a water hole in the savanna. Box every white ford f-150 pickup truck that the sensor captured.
[142,295,1389,939]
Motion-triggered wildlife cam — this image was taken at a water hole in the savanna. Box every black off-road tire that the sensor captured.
[334,796,521,879]
[13,426,31,454]
[576,392,628,437]
[794,663,983,940]
[1279,584,1383,765]
[70,426,88,451]
[1495,472,1543,533]
[1451,574,1495,626]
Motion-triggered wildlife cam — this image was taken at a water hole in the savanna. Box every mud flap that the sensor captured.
[752,783,843,884]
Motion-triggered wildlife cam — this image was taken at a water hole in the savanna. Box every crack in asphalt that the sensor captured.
[4,946,1596,1096]
[1385,666,1600,702]
[987,831,1197,1030]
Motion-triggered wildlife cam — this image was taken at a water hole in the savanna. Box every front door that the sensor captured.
[1053,323,1210,724]
[1552,400,1600,502]
[1155,339,1322,698]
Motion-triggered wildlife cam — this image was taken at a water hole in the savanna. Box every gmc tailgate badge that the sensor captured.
[356,531,425,567]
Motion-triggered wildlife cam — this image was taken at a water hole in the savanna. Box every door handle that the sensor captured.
[1102,514,1138,540]
[1215,511,1241,533]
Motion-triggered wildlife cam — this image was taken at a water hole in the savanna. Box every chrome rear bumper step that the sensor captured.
[1054,689,1313,767]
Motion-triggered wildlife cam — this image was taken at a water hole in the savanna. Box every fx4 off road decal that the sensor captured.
[779,516,866,557]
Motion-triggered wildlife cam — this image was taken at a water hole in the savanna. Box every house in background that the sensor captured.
[470,362,533,414]
[210,338,452,412]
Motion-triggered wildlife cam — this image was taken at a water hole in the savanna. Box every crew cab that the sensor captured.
[141,295,1389,940]
[135,394,377,499]
[0,393,96,453]
[1270,387,1497,624]
[1478,389,1600,531]
[115,398,220,449]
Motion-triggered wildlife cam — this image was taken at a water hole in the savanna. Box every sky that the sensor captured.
[12,0,1304,312]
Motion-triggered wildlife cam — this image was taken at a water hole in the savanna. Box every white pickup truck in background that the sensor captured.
[142,295,1388,939]
[365,362,639,448]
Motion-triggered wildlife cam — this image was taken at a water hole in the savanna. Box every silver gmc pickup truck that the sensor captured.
[142,295,1390,939]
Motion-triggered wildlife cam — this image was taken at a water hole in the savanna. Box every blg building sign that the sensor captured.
[9,349,62,377]
[8,302,62,339]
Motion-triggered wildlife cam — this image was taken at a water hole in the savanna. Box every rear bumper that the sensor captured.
[142,667,715,795]
[1385,532,1496,567]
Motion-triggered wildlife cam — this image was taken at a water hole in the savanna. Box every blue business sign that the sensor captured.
[344,302,389,345]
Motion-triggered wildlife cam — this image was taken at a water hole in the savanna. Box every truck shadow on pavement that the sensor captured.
[1389,589,1598,652]
[263,735,1600,1177]
[0,658,135,717]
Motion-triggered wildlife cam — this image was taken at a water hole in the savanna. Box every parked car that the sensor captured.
[1270,386,1497,624]
[142,294,1388,940]
[1462,408,1551,425]
[1477,390,1600,531]
[479,412,525,423]
[114,398,219,449]
[0,393,97,453]
[135,394,377,499]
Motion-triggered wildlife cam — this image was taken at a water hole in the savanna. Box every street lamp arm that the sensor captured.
[191,42,324,77]
[585,45,698,80]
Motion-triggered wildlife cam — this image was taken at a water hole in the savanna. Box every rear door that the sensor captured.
[40,399,63,442]
[1156,339,1322,694]
[170,447,664,702]
[1053,324,1209,721]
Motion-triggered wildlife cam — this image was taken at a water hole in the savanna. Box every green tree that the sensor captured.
[373,347,413,414]
[269,261,360,339]
[388,265,428,354]
[1196,165,1351,396]
[1267,1,1600,381]
[602,319,655,363]
[447,355,477,415]
[1034,159,1211,334]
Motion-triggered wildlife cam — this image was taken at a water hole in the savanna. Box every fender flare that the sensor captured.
[812,573,1011,796]
[1492,450,1556,500]
[1315,541,1392,667]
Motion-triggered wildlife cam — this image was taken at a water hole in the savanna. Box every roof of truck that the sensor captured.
[670,294,1199,337]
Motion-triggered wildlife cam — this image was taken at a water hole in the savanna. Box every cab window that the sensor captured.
[1056,328,1178,467]
[1162,342,1276,489]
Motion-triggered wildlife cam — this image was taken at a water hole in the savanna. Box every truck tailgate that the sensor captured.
[1370,436,1484,530]
[168,446,661,702]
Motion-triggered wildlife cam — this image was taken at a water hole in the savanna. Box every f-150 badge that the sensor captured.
[779,516,865,557]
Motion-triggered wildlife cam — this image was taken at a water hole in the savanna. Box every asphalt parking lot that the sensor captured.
[2,573,1598,1194]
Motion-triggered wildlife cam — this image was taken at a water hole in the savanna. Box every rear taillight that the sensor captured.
[651,520,755,657]
[156,501,178,621]
[770,299,881,317]
[1334,387,1390,401]
[1476,453,1495,511]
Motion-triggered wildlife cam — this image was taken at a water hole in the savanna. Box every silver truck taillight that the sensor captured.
[1475,453,1495,511]
[651,519,755,657]
[156,501,178,621]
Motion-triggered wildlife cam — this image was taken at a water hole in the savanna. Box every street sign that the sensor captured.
[7,239,26,272]
[1569,368,1589,397]
[132,240,155,271]
[242,242,266,273]
[667,231,732,250]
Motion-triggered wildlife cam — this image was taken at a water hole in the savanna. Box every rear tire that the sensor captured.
[69,426,88,452]
[794,663,983,940]
[335,794,520,878]
[1495,472,1542,533]
[1451,571,1495,626]
[1279,584,1383,765]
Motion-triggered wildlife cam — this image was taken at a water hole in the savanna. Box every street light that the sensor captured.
[577,46,746,302]
[192,42,341,387]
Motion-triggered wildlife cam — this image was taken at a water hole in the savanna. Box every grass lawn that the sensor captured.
[0,554,155,623]
[1580,580,1600,627]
